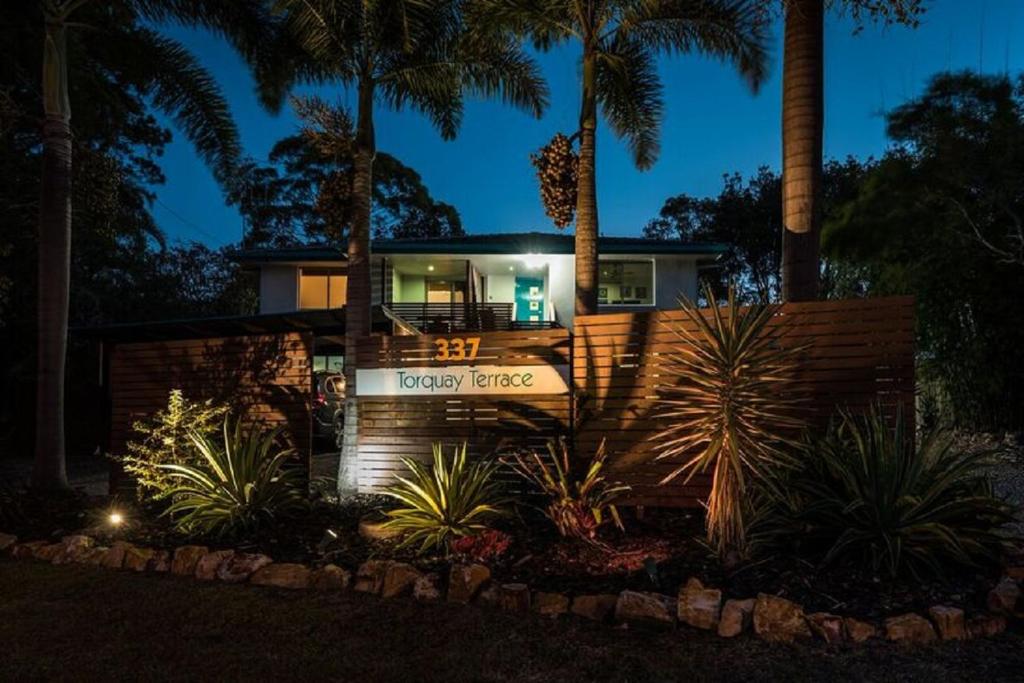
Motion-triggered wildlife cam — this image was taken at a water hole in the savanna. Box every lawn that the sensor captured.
[1,560,1022,682]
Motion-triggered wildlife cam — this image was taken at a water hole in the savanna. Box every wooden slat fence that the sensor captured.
[355,328,571,492]
[572,296,915,507]
[108,332,313,487]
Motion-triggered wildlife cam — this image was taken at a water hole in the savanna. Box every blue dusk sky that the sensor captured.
[149,1,1024,247]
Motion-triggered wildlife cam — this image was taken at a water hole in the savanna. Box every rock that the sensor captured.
[928,606,965,640]
[717,598,756,638]
[843,617,878,643]
[807,613,844,644]
[476,584,501,607]
[447,563,490,604]
[216,553,273,583]
[381,562,423,598]
[358,516,402,542]
[987,577,1020,615]
[1005,566,1024,581]
[171,545,209,576]
[967,614,1007,639]
[532,592,569,617]
[310,564,351,591]
[412,573,442,601]
[614,591,675,628]
[34,543,64,562]
[885,613,937,644]
[677,578,721,630]
[195,550,235,580]
[500,584,532,612]
[354,560,391,594]
[81,547,110,565]
[250,563,311,589]
[571,594,618,623]
[53,535,95,564]
[0,533,17,552]
[11,541,46,559]
[148,550,171,572]
[123,546,156,572]
[753,594,811,642]
[101,541,133,570]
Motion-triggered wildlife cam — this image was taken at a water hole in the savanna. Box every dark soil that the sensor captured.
[2,560,1022,682]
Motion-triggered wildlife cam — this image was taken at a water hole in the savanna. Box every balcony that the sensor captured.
[383,302,560,333]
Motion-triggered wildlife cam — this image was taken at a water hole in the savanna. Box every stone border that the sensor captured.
[0,532,1018,645]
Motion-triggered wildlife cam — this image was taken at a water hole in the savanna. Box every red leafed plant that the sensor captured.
[450,529,512,564]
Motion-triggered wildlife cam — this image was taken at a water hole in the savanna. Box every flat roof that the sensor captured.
[230,233,726,263]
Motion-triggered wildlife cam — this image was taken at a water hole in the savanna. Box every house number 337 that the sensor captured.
[434,337,480,362]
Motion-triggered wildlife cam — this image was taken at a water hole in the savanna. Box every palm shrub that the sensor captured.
[113,390,228,500]
[159,418,307,538]
[751,407,1016,580]
[506,437,628,542]
[652,283,807,559]
[383,443,506,554]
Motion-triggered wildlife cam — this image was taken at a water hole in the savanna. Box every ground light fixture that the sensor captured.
[108,511,125,528]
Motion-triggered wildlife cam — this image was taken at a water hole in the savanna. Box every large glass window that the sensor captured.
[426,279,466,304]
[299,269,347,309]
[598,260,654,305]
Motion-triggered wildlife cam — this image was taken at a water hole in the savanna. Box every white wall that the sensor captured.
[484,274,515,303]
[258,265,298,314]
[545,254,575,328]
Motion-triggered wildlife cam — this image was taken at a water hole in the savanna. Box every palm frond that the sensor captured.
[596,34,663,169]
[111,27,241,185]
[616,0,769,92]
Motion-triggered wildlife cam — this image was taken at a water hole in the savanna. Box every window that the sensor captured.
[299,269,347,309]
[426,279,466,304]
[598,260,654,305]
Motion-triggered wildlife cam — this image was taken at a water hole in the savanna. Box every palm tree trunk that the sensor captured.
[781,0,823,302]
[338,78,375,495]
[33,13,72,491]
[574,49,599,317]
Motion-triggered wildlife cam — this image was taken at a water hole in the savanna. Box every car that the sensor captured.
[313,371,345,441]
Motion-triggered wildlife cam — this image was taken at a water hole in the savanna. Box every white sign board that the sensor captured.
[357,364,569,397]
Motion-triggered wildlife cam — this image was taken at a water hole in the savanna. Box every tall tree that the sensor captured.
[29,1,276,490]
[484,0,767,316]
[778,0,924,301]
[268,0,547,494]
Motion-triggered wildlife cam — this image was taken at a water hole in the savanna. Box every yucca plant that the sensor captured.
[506,438,628,542]
[652,283,807,559]
[159,418,307,538]
[383,443,507,554]
[751,406,1016,580]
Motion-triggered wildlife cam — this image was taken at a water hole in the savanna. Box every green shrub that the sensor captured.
[113,389,228,500]
[505,437,628,542]
[752,406,1016,579]
[383,443,506,555]
[159,418,307,537]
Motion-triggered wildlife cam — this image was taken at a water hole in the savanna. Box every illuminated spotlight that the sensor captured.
[427,264,435,272]
[108,511,124,527]
[326,528,338,539]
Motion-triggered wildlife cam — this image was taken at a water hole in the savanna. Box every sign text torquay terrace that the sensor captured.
[356,365,570,397]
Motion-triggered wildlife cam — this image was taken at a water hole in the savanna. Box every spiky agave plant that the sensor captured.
[751,406,1016,579]
[652,283,807,558]
[506,437,628,542]
[383,443,507,554]
[159,418,307,537]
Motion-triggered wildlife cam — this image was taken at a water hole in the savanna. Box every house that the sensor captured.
[231,232,726,332]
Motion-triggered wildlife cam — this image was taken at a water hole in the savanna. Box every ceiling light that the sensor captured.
[427,265,434,272]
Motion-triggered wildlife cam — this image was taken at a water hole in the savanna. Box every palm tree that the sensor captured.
[780,0,925,301]
[267,0,548,494]
[482,0,767,316]
[32,0,276,491]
